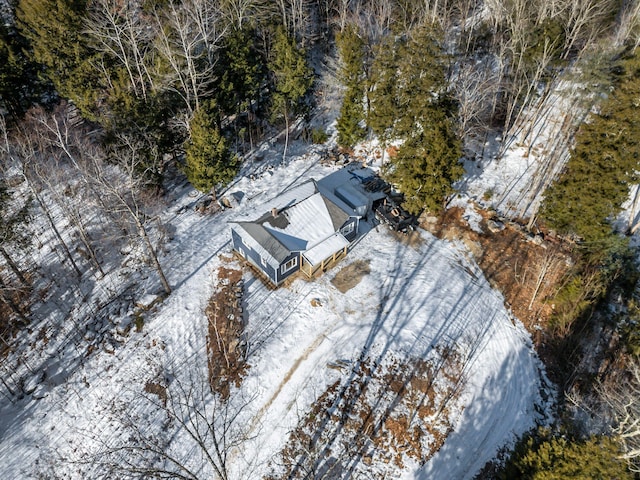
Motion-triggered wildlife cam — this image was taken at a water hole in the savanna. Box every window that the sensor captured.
[281,256,298,274]
[341,222,355,235]
[260,255,267,267]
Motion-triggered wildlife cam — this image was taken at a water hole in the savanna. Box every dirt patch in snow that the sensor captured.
[331,260,371,293]
[205,265,248,400]
[144,381,167,406]
[268,349,464,479]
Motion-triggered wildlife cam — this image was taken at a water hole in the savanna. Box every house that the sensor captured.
[230,166,385,286]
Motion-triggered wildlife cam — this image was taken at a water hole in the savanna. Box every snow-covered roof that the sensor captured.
[316,165,385,216]
[265,193,347,251]
[302,232,350,266]
[270,179,318,211]
[232,223,291,266]
[231,181,352,268]
[335,184,368,208]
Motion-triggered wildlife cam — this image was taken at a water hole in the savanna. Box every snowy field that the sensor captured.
[0,134,553,478]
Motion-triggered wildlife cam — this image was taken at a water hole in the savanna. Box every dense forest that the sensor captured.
[2,0,640,477]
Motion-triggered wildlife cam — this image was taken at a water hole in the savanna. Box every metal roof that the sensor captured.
[232,192,351,267]
[303,232,350,266]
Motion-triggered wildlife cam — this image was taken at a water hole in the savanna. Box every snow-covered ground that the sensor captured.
[458,78,592,221]
[0,131,553,478]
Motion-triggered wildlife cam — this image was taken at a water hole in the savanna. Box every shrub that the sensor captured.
[501,429,631,480]
[134,314,144,333]
[310,127,328,144]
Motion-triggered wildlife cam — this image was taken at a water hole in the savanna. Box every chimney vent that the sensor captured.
[271,207,278,217]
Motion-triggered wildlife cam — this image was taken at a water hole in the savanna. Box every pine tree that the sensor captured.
[540,52,640,247]
[336,89,366,147]
[217,26,265,149]
[372,23,462,215]
[385,108,462,215]
[268,25,313,161]
[16,0,100,118]
[503,432,632,480]
[336,24,366,148]
[218,27,263,118]
[183,102,238,194]
[0,22,47,118]
[367,35,399,149]
[393,25,448,138]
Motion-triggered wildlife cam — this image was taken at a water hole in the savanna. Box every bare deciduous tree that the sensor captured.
[615,0,640,49]
[561,0,618,59]
[77,363,254,480]
[598,358,640,472]
[86,133,172,294]
[26,106,106,277]
[153,0,228,116]
[452,62,499,139]
[84,0,155,99]
[222,0,270,29]
[2,114,83,278]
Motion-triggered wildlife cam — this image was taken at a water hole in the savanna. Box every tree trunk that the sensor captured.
[33,191,82,277]
[137,220,171,295]
[628,185,640,234]
[0,275,28,325]
[0,247,29,287]
[72,211,105,277]
[283,101,289,163]
[0,371,17,400]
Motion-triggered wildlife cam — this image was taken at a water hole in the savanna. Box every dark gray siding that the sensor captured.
[339,218,358,242]
[277,252,301,284]
[231,229,278,284]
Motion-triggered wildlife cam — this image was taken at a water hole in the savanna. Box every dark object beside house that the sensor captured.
[230,166,382,286]
[374,197,418,234]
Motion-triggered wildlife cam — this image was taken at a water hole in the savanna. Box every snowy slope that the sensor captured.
[458,78,591,221]
[0,140,552,479]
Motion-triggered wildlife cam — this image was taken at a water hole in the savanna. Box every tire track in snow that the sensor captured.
[246,319,335,437]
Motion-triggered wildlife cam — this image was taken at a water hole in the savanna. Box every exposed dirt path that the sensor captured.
[247,319,336,437]
[331,259,371,293]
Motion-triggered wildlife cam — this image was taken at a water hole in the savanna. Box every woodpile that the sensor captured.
[205,266,248,400]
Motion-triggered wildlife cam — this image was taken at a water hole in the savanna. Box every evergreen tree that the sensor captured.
[0,22,47,118]
[372,24,462,215]
[217,26,265,149]
[385,108,462,215]
[183,102,238,194]
[393,25,448,138]
[16,0,100,118]
[336,89,366,147]
[367,35,399,149]
[503,431,631,480]
[540,52,640,247]
[268,25,313,160]
[218,27,263,118]
[336,24,366,148]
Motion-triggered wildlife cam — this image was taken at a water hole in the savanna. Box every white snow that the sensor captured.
[0,139,553,479]
[302,231,349,265]
[268,192,338,248]
[458,78,591,221]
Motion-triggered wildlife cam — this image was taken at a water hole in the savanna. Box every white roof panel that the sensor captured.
[266,193,336,250]
[303,233,350,266]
